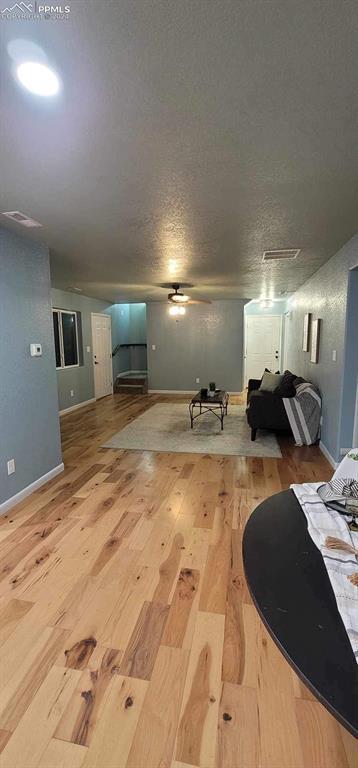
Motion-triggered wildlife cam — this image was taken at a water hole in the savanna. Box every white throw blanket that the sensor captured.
[291,451,358,662]
[283,381,321,446]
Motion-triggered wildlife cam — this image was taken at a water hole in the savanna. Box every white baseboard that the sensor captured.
[148,389,197,394]
[0,463,64,515]
[319,441,338,469]
[59,398,96,416]
[148,389,242,395]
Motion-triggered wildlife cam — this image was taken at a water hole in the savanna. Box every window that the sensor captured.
[52,309,79,369]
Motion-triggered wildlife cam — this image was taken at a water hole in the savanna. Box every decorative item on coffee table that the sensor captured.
[208,381,216,398]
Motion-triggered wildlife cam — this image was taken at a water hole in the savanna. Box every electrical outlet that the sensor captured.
[196,377,200,384]
[7,459,15,476]
[86,346,91,353]
[70,389,74,397]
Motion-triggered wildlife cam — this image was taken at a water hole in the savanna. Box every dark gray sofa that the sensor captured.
[246,377,292,441]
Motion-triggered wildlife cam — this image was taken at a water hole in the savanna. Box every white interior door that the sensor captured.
[91,313,113,399]
[244,315,282,386]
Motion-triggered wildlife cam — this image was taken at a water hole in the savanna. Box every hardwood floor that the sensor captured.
[0,393,356,767]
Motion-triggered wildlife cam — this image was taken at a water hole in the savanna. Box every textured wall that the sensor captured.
[0,228,62,506]
[146,300,245,392]
[52,289,111,411]
[286,233,358,461]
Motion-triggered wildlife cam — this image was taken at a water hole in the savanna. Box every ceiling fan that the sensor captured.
[166,283,211,305]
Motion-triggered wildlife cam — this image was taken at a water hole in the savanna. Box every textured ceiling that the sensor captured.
[1,0,358,303]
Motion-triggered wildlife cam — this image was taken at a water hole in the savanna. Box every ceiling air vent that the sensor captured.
[262,248,300,262]
[1,211,42,228]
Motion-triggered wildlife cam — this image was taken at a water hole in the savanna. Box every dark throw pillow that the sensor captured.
[293,376,307,390]
[274,370,296,397]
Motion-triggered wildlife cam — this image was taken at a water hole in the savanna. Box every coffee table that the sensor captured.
[189,390,229,430]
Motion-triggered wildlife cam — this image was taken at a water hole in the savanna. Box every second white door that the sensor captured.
[91,313,113,399]
[244,315,282,386]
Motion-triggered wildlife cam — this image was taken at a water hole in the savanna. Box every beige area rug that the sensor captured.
[103,403,282,458]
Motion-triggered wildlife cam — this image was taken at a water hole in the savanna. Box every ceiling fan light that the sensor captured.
[171,293,190,303]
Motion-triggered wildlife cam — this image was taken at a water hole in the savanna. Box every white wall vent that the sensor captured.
[262,248,300,262]
[1,211,42,228]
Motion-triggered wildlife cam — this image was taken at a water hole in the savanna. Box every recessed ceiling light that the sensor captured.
[260,299,274,308]
[16,61,60,96]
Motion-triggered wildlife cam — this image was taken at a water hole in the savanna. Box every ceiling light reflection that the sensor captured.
[169,306,186,316]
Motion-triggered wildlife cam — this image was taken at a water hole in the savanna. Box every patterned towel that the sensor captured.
[291,451,358,662]
[283,382,321,446]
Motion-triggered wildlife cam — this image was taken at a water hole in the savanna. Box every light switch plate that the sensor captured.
[7,459,15,475]
[332,350,337,361]
[196,377,200,383]
[30,343,42,357]
[152,344,156,351]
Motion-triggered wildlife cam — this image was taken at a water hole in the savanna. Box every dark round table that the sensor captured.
[242,489,358,738]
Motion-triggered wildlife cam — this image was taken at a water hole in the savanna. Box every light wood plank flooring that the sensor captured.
[0,393,356,768]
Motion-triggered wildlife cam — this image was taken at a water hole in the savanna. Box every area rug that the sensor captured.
[103,403,282,458]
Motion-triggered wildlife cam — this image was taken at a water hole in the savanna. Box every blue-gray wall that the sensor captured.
[0,228,62,507]
[52,288,111,412]
[286,233,358,462]
[146,300,245,391]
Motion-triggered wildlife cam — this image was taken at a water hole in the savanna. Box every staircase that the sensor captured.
[114,373,148,395]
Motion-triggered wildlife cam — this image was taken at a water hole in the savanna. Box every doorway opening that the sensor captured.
[110,303,148,395]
